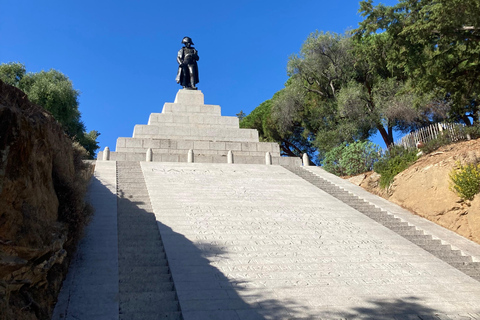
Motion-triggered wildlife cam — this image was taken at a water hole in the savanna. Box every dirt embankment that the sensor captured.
[350,139,480,244]
[0,80,92,320]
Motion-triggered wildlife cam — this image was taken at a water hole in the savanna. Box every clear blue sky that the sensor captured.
[1,0,399,156]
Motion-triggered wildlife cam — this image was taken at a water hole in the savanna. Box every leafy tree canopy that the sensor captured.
[355,0,480,125]
[0,62,100,158]
[269,32,437,153]
[243,22,457,160]
[240,92,317,162]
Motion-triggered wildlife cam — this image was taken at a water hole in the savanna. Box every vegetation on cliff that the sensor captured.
[0,62,100,159]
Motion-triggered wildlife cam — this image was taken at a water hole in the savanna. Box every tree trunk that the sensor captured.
[462,114,472,126]
[377,125,394,149]
[280,140,301,158]
[388,125,394,145]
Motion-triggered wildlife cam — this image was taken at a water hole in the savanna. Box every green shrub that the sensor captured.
[419,131,454,154]
[322,141,381,176]
[374,145,418,188]
[322,143,347,176]
[450,162,480,201]
[340,141,381,176]
[461,124,480,140]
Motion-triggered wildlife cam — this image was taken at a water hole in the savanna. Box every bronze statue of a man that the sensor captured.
[176,37,199,90]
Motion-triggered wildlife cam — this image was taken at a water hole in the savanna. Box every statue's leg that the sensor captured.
[188,65,197,89]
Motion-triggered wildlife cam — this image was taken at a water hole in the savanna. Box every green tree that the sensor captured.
[272,31,430,152]
[236,110,246,121]
[272,32,366,155]
[0,62,25,86]
[240,96,317,161]
[0,62,100,158]
[355,0,480,126]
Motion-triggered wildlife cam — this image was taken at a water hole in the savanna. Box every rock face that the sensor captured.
[0,80,90,320]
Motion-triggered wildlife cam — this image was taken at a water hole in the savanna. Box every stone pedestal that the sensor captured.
[98,90,301,166]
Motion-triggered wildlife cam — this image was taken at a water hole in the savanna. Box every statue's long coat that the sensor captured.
[176,47,199,86]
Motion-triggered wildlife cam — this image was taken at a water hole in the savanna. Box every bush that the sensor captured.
[419,131,454,154]
[450,162,480,201]
[322,143,347,176]
[461,124,480,140]
[374,145,418,188]
[322,141,381,176]
[340,141,381,176]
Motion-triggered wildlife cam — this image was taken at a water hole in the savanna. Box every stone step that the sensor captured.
[399,234,432,241]
[442,255,473,263]
[116,161,181,319]
[117,203,153,210]
[118,200,154,207]
[116,176,144,179]
[119,248,167,259]
[132,124,259,142]
[363,215,395,221]
[119,227,162,235]
[358,205,384,212]
[382,222,410,228]
[118,265,171,276]
[395,229,426,236]
[117,216,157,224]
[161,98,221,116]
[120,241,165,250]
[117,191,150,197]
[120,295,179,313]
[459,269,480,279]
[408,238,442,246]
[117,222,159,232]
[343,203,374,209]
[148,112,239,128]
[119,247,166,257]
[119,311,182,320]
[119,281,175,293]
[117,212,157,219]
[118,254,169,266]
[117,214,157,221]
[118,234,163,244]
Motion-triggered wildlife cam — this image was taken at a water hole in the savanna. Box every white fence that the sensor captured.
[394,122,465,149]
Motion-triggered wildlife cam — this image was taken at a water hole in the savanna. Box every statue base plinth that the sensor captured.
[174,89,204,105]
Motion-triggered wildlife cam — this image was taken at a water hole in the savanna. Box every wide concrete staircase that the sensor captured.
[53,88,480,319]
[286,165,480,282]
[116,161,182,320]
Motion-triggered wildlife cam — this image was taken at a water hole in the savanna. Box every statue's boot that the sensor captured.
[190,75,197,90]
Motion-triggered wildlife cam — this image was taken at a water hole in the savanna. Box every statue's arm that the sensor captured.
[177,48,184,65]
[194,49,199,61]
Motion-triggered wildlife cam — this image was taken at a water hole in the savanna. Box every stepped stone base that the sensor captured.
[148,113,239,128]
[132,124,259,141]
[99,89,301,166]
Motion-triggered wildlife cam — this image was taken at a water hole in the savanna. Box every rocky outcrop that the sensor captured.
[0,80,92,320]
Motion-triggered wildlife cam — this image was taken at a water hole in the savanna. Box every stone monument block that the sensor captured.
[174,89,204,105]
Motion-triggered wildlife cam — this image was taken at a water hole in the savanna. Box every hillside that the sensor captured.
[349,139,480,244]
